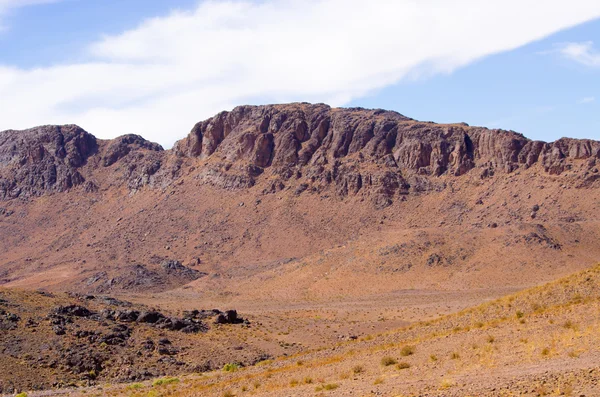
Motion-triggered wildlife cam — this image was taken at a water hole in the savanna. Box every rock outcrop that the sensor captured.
[1,103,599,207]
[0,125,96,199]
[174,103,600,206]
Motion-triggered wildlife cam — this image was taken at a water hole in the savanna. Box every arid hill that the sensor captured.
[0,103,599,298]
[1,103,600,396]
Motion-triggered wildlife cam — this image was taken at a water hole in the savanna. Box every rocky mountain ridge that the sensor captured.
[1,103,599,208]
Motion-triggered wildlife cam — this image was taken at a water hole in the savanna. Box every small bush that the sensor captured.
[400,345,415,356]
[541,347,550,356]
[516,311,524,319]
[352,365,365,374]
[127,383,144,390]
[450,352,460,360]
[396,362,410,370]
[486,335,495,343]
[563,320,575,329]
[373,378,384,385]
[381,356,397,366]
[440,378,455,389]
[152,377,179,387]
[223,363,240,372]
[290,379,299,387]
[15,393,27,397]
[568,350,580,358]
[304,377,313,384]
[429,354,438,361]
[253,381,261,389]
[222,391,235,397]
[315,383,339,391]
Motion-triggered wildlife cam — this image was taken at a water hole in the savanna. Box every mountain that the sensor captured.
[1,103,600,395]
[0,103,599,295]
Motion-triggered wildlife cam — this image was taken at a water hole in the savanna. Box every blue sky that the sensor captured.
[0,0,599,147]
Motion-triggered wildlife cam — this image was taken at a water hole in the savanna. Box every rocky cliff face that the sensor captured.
[1,103,599,206]
[174,103,600,207]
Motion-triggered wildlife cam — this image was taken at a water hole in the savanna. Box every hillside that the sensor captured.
[0,103,599,298]
[70,263,600,397]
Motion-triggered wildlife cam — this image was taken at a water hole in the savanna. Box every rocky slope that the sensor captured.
[2,103,599,206]
[0,103,599,296]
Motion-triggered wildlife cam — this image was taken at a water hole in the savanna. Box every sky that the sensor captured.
[0,0,599,148]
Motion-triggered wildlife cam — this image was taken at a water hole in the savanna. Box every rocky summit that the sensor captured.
[1,103,599,207]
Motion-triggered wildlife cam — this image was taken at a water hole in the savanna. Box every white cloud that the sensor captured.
[1,0,600,148]
[558,41,600,67]
[579,96,595,104]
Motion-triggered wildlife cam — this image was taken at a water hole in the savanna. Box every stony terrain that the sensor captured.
[0,103,599,396]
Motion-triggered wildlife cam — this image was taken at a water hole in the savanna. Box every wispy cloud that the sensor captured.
[1,0,600,147]
[578,96,595,104]
[557,41,600,67]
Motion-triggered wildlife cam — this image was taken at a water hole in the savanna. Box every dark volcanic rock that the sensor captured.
[1,104,599,207]
[0,125,96,199]
[102,134,163,167]
[52,305,93,318]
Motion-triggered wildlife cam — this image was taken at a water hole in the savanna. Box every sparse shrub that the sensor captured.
[486,335,495,343]
[290,379,299,387]
[223,363,240,372]
[315,383,339,391]
[475,322,484,328]
[516,311,524,319]
[15,393,27,397]
[400,345,415,356]
[303,377,313,384]
[440,378,455,389]
[152,377,179,387]
[352,365,365,374]
[568,350,580,358]
[381,356,397,366]
[127,383,144,390]
[373,378,384,385]
[296,360,304,366]
[450,352,460,360]
[541,347,550,356]
[535,384,548,396]
[253,381,261,389]
[396,362,410,370]
[241,385,248,392]
[563,320,575,329]
[430,354,438,361]
[222,391,235,397]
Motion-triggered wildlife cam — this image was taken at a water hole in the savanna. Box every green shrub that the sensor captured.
[223,363,240,372]
[15,393,28,397]
[152,377,180,387]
